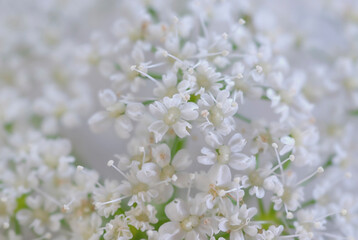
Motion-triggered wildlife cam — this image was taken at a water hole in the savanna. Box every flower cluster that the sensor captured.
[1,0,358,240]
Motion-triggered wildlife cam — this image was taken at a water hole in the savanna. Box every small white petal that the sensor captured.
[126,103,144,120]
[149,101,167,118]
[172,149,191,170]
[99,89,117,108]
[115,116,133,138]
[180,102,199,120]
[165,199,188,222]
[228,133,247,152]
[197,147,216,165]
[148,120,169,142]
[172,120,191,138]
[152,144,171,167]
[88,111,111,132]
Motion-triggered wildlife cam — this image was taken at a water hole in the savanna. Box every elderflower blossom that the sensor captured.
[1,0,358,239]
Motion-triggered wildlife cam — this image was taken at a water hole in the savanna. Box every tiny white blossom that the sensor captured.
[148,94,198,142]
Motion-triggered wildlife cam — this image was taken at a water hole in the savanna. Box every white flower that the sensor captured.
[218,198,259,240]
[16,195,63,236]
[126,203,158,231]
[88,89,144,138]
[226,62,263,103]
[158,196,217,240]
[294,209,327,240]
[69,213,103,240]
[103,214,133,240]
[153,71,192,98]
[117,168,162,206]
[257,225,284,240]
[0,193,16,229]
[198,133,253,170]
[271,174,304,212]
[279,136,295,156]
[93,179,121,218]
[241,163,272,199]
[148,94,198,142]
[195,164,242,209]
[110,46,148,93]
[198,90,238,136]
[151,143,192,188]
[190,61,222,94]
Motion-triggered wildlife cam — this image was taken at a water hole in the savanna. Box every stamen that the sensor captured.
[96,195,129,206]
[199,16,208,37]
[161,50,184,65]
[131,66,161,86]
[172,16,179,37]
[190,50,230,59]
[152,178,172,187]
[272,143,285,183]
[279,233,313,239]
[228,53,252,58]
[76,165,103,187]
[107,160,130,181]
[282,201,294,219]
[306,209,347,223]
[233,177,242,203]
[320,232,353,240]
[295,166,324,186]
[146,62,165,69]
[269,155,294,174]
[34,187,62,208]
[139,146,146,166]
[187,173,196,200]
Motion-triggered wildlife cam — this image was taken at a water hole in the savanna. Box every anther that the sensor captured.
[218,189,226,197]
[286,212,294,219]
[107,160,114,167]
[239,18,246,25]
[256,65,263,73]
[77,165,84,171]
[222,50,229,56]
[130,65,137,71]
[189,173,196,180]
[222,32,228,40]
[296,166,324,186]
[3,222,9,229]
[173,16,179,23]
[162,50,168,58]
[345,172,352,178]
[172,174,178,181]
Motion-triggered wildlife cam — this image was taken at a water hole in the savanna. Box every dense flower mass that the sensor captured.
[1,0,358,239]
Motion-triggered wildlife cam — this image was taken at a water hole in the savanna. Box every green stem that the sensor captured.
[234,113,252,124]
[301,199,316,208]
[258,198,265,214]
[148,72,162,80]
[170,136,186,161]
